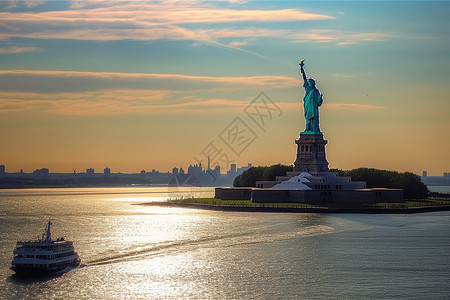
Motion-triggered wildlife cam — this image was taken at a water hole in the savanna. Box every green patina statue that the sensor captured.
[299,60,323,134]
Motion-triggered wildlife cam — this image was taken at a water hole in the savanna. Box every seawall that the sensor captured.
[141,202,450,214]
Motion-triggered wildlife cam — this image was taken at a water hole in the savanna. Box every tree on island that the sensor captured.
[331,168,429,199]
[233,164,293,187]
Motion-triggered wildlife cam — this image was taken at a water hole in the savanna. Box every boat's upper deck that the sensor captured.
[14,240,74,254]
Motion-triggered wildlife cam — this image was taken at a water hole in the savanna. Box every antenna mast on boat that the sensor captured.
[45,220,52,242]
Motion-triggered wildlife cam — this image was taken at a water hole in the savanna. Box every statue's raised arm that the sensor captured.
[298,60,323,135]
[299,59,307,83]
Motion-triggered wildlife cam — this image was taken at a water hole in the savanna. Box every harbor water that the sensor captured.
[0,187,449,299]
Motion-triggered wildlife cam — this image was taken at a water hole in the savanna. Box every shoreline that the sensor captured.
[140,201,450,214]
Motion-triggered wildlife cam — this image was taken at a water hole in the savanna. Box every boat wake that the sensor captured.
[84,225,334,266]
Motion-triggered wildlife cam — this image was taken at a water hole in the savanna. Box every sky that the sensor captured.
[0,0,449,175]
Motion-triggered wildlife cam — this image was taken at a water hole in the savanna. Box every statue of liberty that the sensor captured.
[299,60,323,134]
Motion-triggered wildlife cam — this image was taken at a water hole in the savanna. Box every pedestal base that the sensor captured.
[293,133,329,173]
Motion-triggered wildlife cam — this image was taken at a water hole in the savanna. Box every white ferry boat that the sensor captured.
[11,221,80,275]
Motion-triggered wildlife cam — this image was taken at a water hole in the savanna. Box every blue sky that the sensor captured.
[0,0,449,174]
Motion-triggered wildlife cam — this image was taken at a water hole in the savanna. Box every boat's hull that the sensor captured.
[11,260,80,276]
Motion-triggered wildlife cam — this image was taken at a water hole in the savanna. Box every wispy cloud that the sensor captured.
[0,0,400,65]
[323,103,384,110]
[0,87,385,116]
[277,102,384,112]
[0,68,298,115]
[0,2,332,45]
[0,16,392,47]
[331,73,357,78]
[0,90,247,115]
[228,39,250,47]
[0,4,331,27]
[59,3,332,24]
[0,46,38,54]
[0,69,298,93]
[1,0,47,10]
[24,0,46,8]
[289,29,396,45]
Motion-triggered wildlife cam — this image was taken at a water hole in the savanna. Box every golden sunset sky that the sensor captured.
[0,1,449,175]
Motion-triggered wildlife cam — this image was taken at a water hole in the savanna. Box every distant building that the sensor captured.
[237,163,252,174]
[188,164,204,177]
[179,168,185,175]
[0,165,5,176]
[33,168,49,177]
[214,165,220,175]
[172,167,179,175]
[104,167,111,175]
[205,165,220,180]
[86,168,95,176]
[422,171,427,177]
[140,170,146,176]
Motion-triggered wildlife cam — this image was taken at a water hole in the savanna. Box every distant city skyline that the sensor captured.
[0,162,252,176]
[0,1,449,175]
[0,162,253,188]
[3,163,450,179]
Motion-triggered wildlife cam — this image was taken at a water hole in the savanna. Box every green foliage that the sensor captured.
[331,167,429,199]
[233,164,293,187]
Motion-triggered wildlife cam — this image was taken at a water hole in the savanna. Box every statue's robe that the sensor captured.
[303,81,323,133]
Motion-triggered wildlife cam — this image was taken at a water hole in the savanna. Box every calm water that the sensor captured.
[0,187,449,299]
[428,185,450,193]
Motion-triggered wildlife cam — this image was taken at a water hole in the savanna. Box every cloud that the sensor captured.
[0,89,166,115]
[276,102,384,112]
[0,46,38,54]
[24,0,46,8]
[0,69,298,93]
[323,103,384,110]
[1,0,46,10]
[0,87,384,116]
[0,2,332,47]
[0,89,168,104]
[0,90,247,115]
[0,4,331,25]
[0,68,298,115]
[289,29,396,45]
[331,73,357,78]
[0,17,391,47]
[0,1,399,59]
[228,39,249,47]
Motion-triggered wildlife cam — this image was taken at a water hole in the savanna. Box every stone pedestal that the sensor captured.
[293,133,329,173]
